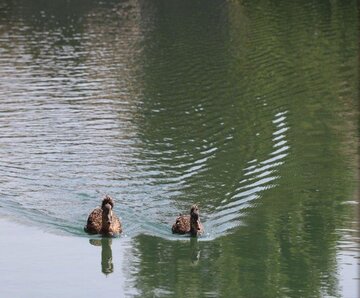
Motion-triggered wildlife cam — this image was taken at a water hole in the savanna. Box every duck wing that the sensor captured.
[84,207,102,234]
[110,214,123,235]
[172,215,190,234]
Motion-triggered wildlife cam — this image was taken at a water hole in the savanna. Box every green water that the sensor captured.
[0,0,358,297]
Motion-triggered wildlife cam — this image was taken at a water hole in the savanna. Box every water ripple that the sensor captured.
[2,0,351,242]
[202,110,290,238]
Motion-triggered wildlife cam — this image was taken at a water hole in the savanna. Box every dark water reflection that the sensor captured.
[0,0,358,297]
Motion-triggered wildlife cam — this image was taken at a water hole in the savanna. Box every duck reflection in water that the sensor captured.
[190,237,201,265]
[89,238,114,275]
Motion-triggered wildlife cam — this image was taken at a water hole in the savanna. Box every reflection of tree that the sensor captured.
[89,238,114,276]
[0,0,356,296]
[131,235,217,297]
[224,1,357,296]
[130,0,357,297]
[135,0,277,213]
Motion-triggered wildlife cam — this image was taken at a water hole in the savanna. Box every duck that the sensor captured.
[84,195,122,236]
[172,204,204,236]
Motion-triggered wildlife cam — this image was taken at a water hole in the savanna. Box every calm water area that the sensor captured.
[0,0,359,297]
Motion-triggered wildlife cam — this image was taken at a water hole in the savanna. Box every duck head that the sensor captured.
[190,204,202,236]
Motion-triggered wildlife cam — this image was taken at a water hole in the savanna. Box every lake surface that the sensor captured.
[0,0,359,297]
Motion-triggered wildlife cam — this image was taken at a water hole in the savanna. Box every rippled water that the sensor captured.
[0,0,359,297]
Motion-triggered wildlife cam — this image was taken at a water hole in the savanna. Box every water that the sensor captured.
[0,0,359,297]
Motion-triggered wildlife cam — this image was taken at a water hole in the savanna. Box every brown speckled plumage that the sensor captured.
[85,195,122,236]
[172,214,191,234]
[172,204,204,237]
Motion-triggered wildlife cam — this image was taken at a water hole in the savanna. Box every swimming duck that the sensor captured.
[84,195,122,236]
[172,204,204,236]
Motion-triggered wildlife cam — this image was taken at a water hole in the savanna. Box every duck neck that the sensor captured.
[190,217,200,236]
[101,210,112,235]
